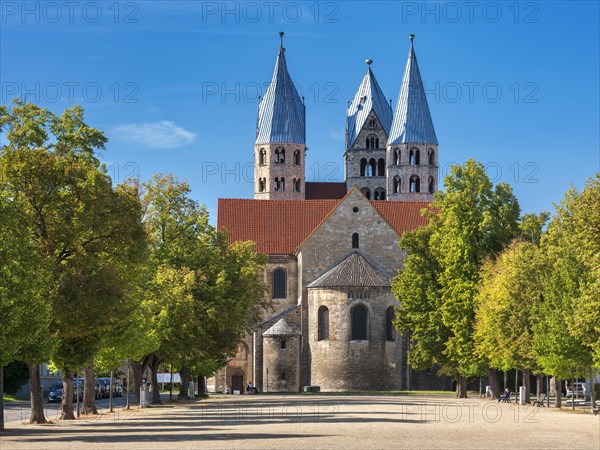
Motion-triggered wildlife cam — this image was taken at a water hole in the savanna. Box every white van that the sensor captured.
[565,381,586,397]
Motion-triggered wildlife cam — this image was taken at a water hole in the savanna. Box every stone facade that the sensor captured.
[386,143,438,202]
[307,286,403,391]
[254,143,306,200]
[345,110,389,200]
[213,37,453,393]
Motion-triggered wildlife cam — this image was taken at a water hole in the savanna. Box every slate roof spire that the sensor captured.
[388,35,438,146]
[346,59,393,148]
[255,32,306,145]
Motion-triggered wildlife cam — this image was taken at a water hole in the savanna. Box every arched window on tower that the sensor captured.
[275,147,285,164]
[386,306,395,341]
[428,148,435,166]
[351,304,368,341]
[294,178,301,192]
[272,268,287,299]
[393,176,401,194]
[360,158,367,177]
[369,158,376,177]
[259,148,266,165]
[415,149,420,165]
[352,232,359,249]
[394,148,400,166]
[409,148,420,165]
[374,188,386,200]
[366,134,378,149]
[377,158,385,176]
[361,187,371,199]
[280,177,285,191]
[274,177,280,191]
[259,178,266,192]
[428,176,435,194]
[410,175,420,193]
[294,149,301,166]
[318,306,329,341]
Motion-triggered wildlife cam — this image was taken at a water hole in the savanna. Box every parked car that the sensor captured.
[47,381,83,403]
[116,382,123,397]
[97,377,123,398]
[96,378,110,399]
[566,382,586,397]
[73,378,97,401]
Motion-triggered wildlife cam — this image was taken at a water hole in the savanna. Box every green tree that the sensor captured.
[0,190,51,428]
[474,240,547,400]
[393,160,520,397]
[0,100,146,420]
[137,174,268,402]
[533,175,599,409]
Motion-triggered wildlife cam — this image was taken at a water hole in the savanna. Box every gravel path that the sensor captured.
[1,394,599,449]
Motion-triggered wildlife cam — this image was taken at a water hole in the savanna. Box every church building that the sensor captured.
[211,33,451,393]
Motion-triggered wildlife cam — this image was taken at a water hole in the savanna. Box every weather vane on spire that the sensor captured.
[366,59,373,66]
[409,34,415,42]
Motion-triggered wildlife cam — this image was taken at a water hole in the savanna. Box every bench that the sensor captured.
[532,393,546,407]
[499,392,513,403]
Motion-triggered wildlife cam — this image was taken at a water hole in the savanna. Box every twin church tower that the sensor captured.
[253,32,439,202]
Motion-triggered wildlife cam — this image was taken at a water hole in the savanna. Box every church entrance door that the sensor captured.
[231,374,244,394]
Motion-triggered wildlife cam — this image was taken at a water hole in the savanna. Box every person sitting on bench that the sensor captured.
[499,388,511,402]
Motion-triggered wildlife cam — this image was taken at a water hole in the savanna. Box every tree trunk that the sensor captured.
[131,360,144,404]
[28,363,46,424]
[554,377,561,408]
[179,367,190,400]
[81,365,97,415]
[198,376,207,397]
[60,370,75,420]
[1,365,4,431]
[149,354,162,405]
[486,367,500,398]
[589,367,596,414]
[455,374,467,398]
[522,368,531,403]
[108,370,114,413]
[536,374,543,398]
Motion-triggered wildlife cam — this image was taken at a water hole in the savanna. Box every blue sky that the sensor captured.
[1,1,599,222]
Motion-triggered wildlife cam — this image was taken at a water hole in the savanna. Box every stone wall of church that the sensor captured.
[345,110,390,198]
[253,255,300,391]
[262,334,301,392]
[386,143,438,202]
[308,287,403,390]
[254,143,306,200]
[297,189,406,388]
[298,189,405,284]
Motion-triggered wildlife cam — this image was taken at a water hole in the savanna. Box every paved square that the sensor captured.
[1,394,599,449]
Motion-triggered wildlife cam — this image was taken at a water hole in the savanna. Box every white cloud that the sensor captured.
[114,120,197,149]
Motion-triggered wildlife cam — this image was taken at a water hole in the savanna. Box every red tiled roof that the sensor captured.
[218,196,431,255]
[217,198,338,254]
[371,201,431,234]
[305,182,347,199]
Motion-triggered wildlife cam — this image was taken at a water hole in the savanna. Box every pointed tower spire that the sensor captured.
[254,33,306,200]
[255,32,305,145]
[346,59,393,149]
[386,35,439,203]
[344,60,392,200]
[388,35,438,146]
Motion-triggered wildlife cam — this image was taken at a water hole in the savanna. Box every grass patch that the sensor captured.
[2,394,27,402]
